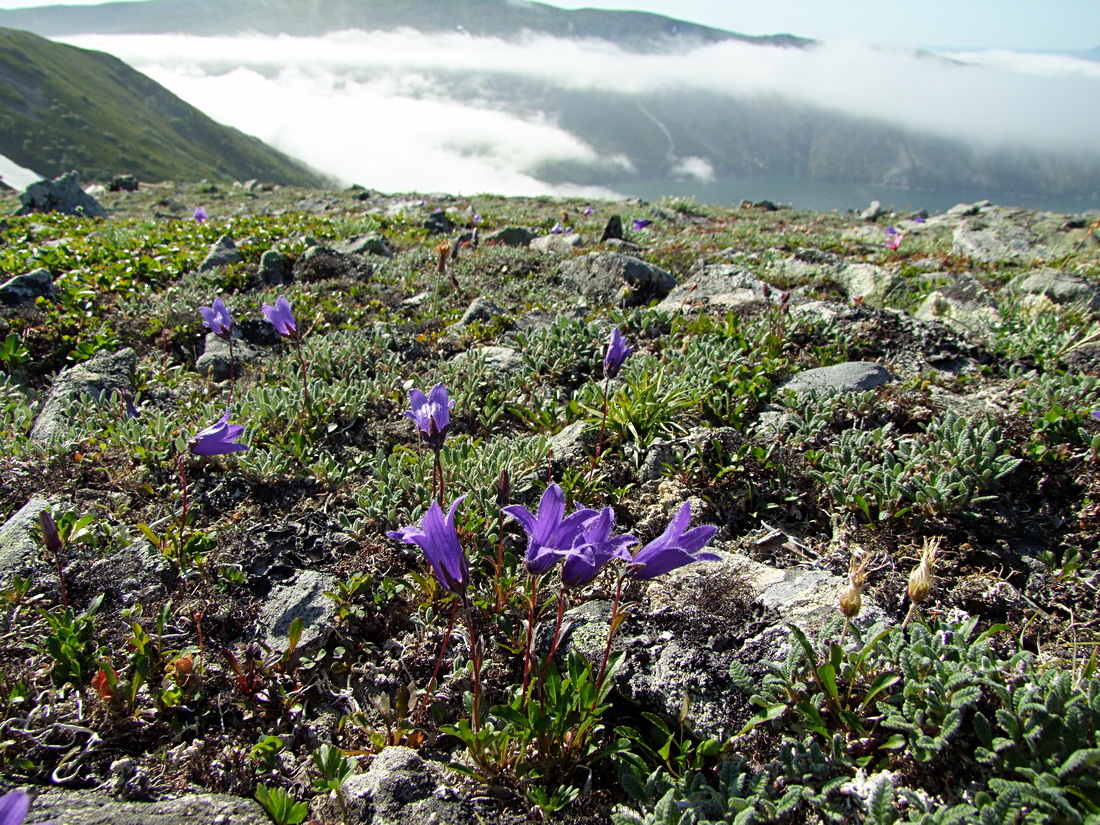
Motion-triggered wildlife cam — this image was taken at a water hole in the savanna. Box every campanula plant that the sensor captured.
[262,295,311,418]
[199,297,237,402]
[0,789,54,825]
[388,496,483,730]
[404,383,454,504]
[595,327,634,462]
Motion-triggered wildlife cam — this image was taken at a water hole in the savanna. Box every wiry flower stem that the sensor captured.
[540,586,569,694]
[226,336,236,406]
[293,334,311,420]
[462,594,483,733]
[521,574,542,706]
[595,570,627,698]
[412,596,459,728]
[593,374,611,466]
[432,448,445,506]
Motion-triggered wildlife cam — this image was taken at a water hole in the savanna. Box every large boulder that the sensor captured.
[14,171,108,218]
[559,252,676,307]
[31,348,136,443]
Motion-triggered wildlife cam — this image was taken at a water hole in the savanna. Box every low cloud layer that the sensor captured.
[62,29,1100,195]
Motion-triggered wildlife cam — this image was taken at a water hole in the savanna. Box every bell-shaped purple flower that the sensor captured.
[193,207,207,223]
[189,409,248,456]
[262,295,297,338]
[387,496,468,594]
[0,789,53,825]
[629,502,718,580]
[561,508,636,588]
[404,383,454,451]
[631,218,652,231]
[199,297,233,340]
[603,328,634,380]
[583,206,595,216]
[503,483,598,574]
[550,223,563,235]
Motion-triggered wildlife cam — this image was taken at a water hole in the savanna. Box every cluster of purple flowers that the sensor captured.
[187,294,301,456]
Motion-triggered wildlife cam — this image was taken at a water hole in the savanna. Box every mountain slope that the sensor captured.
[0,27,330,186]
[0,0,807,52]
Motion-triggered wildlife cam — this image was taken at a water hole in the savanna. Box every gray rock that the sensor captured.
[952,213,1048,264]
[15,171,108,218]
[312,746,476,825]
[547,420,593,470]
[28,789,270,825]
[915,272,1002,339]
[560,552,886,742]
[483,226,535,247]
[337,234,394,259]
[774,249,900,307]
[656,265,776,313]
[1006,268,1100,310]
[257,569,335,656]
[257,249,291,286]
[195,333,262,381]
[423,210,455,235]
[455,297,503,327]
[559,252,676,307]
[31,348,136,443]
[108,175,139,193]
[0,267,55,305]
[292,245,372,283]
[198,235,242,272]
[530,232,583,254]
[599,214,624,242]
[0,497,53,587]
[945,200,992,217]
[781,361,894,394]
[451,345,523,375]
[859,200,887,221]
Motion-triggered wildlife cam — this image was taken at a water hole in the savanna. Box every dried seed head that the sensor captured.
[907,537,941,605]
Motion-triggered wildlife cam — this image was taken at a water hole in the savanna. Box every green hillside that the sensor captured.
[0,26,330,186]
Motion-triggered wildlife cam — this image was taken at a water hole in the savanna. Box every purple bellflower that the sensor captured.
[503,483,598,574]
[262,295,298,338]
[404,383,454,452]
[388,496,469,594]
[884,226,903,250]
[193,206,207,222]
[560,508,636,588]
[583,205,595,215]
[631,218,652,231]
[550,223,563,234]
[604,328,634,379]
[0,789,53,825]
[629,501,719,580]
[199,297,233,340]
[1093,410,1100,422]
[189,409,248,456]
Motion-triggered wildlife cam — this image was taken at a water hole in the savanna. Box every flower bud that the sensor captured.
[839,582,862,618]
[907,561,932,604]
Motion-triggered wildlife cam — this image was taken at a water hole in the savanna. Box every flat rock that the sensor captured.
[312,747,478,825]
[195,333,262,381]
[337,233,394,258]
[559,252,676,307]
[454,297,503,327]
[0,497,52,587]
[451,345,523,374]
[781,361,894,394]
[257,569,335,655]
[915,272,1002,339]
[656,265,776,312]
[1006,267,1100,310]
[530,233,583,254]
[31,348,136,443]
[483,226,535,247]
[28,789,269,825]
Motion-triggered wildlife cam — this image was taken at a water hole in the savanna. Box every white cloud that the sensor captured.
[669,156,715,182]
[58,29,1100,194]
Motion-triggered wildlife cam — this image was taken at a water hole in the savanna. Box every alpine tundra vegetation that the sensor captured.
[0,180,1098,824]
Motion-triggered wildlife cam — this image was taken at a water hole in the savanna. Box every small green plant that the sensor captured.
[38,594,107,688]
[312,744,356,824]
[0,333,30,372]
[254,783,308,825]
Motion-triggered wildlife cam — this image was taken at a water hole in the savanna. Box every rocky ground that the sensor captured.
[0,179,1099,824]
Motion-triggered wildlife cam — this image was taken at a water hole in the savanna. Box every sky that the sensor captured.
[1,0,1097,198]
[0,0,1096,52]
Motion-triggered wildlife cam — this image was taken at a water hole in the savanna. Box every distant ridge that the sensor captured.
[0,27,330,186]
[0,0,809,52]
